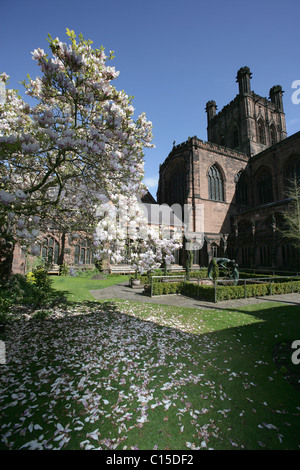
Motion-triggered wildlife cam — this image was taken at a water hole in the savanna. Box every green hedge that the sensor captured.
[150,281,183,296]
[147,278,300,303]
[145,281,214,301]
[217,279,300,302]
[181,282,215,302]
[186,269,209,279]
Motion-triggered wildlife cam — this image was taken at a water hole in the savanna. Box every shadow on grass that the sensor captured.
[94,299,300,449]
[1,295,300,450]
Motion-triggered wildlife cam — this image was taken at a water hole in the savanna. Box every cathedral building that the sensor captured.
[11,67,300,274]
[157,67,300,270]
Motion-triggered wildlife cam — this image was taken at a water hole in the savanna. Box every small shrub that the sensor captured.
[31,309,51,320]
[0,269,53,313]
[26,271,36,284]
[31,265,52,290]
[210,259,219,281]
[60,263,69,276]
[94,259,103,272]
[0,296,13,314]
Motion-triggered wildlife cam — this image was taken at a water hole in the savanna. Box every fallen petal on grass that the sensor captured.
[0,298,300,450]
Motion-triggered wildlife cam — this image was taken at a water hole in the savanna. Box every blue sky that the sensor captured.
[1,0,300,199]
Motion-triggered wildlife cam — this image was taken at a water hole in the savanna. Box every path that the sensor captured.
[90,281,300,310]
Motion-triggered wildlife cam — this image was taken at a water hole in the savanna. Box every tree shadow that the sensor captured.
[94,298,300,448]
[2,296,300,450]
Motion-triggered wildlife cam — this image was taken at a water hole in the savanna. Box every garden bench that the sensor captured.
[47,264,60,275]
[168,264,185,273]
[109,265,136,275]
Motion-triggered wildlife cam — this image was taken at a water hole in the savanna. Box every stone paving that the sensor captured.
[90,281,300,310]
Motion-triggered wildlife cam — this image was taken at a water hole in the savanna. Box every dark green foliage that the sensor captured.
[187,268,209,278]
[210,258,219,281]
[216,280,300,302]
[0,268,61,321]
[59,262,69,276]
[185,250,193,280]
[151,281,183,296]
[148,277,300,303]
[94,259,103,272]
[181,282,215,302]
[31,265,53,290]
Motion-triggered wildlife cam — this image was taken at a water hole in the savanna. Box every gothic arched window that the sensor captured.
[74,239,92,265]
[167,160,186,206]
[284,156,300,188]
[257,170,273,205]
[257,119,266,145]
[41,237,59,264]
[270,124,277,145]
[208,164,224,202]
[235,170,248,205]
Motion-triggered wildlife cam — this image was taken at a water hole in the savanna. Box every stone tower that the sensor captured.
[206,67,287,157]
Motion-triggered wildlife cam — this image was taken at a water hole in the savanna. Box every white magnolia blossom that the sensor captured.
[93,195,182,274]
[0,29,154,269]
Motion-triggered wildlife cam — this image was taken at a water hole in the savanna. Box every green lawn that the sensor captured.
[50,274,129,301]
[0,275,300,450]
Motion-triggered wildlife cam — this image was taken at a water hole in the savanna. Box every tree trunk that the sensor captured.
[0,238,14,286]
[58,231,66,268]
[163,259,167,276]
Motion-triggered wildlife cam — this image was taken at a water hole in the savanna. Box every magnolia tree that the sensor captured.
[0,29,154,282]
[93,195,182,276]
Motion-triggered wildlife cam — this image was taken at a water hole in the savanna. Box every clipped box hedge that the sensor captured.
[148,280,215,301]
[150,281,183,296]
[217,279,300,302]
[148,278,300,303]
[181,282,215,302]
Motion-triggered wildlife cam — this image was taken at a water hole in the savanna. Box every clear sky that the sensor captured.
[1,0,300,199]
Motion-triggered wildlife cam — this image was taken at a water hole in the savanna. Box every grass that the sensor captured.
[0,274,300,450]
[50,273,129,301]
